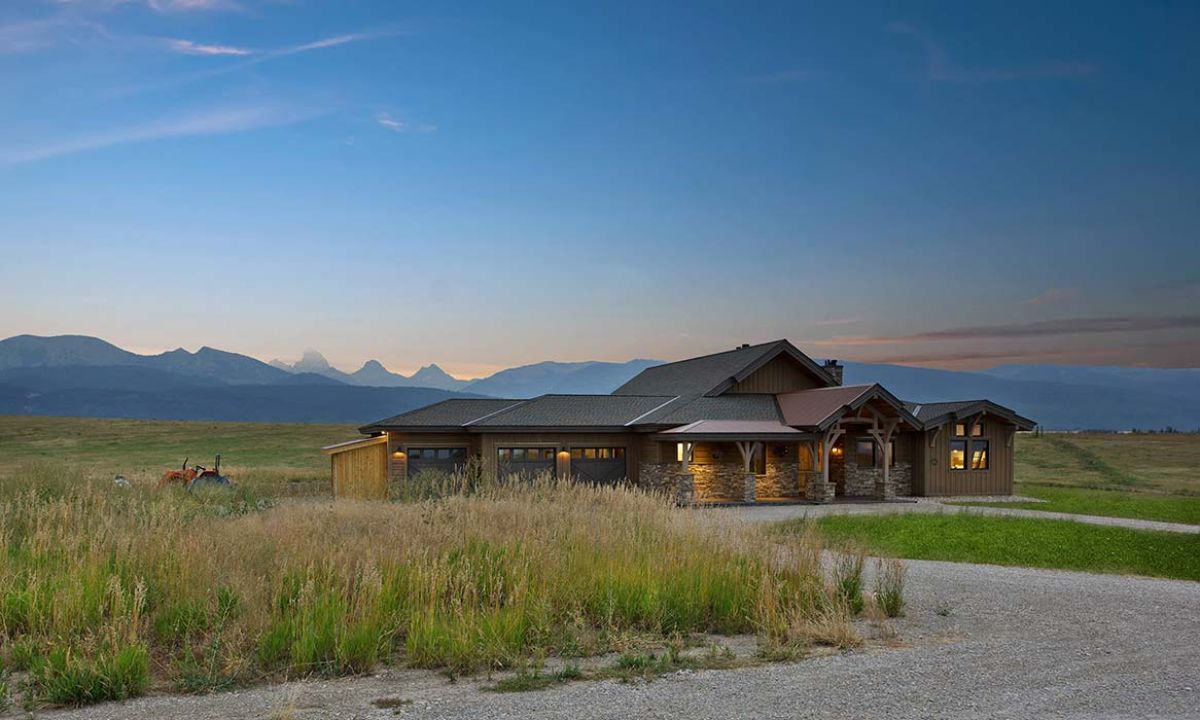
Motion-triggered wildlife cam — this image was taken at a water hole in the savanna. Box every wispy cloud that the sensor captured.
[813,315,1200,347]
[167,38,252,56]
[815,316,862,327]
[0,14,108,55]
[887,21,1096,83]
[111,27,406,97]
[1023,288,1077,306]
[145,0,240,10]
[0,104,318,166]
[376,112,436,134]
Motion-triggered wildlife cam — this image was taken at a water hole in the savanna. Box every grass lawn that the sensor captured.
[951,484,1200,526]
[794,513,1200,582]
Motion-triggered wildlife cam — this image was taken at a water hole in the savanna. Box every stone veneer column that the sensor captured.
[742,473,757,503]
[875,472,896,501]
[806,471,834,503]
[675,473,696,506]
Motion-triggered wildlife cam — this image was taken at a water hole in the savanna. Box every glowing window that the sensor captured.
[971,440,990,470]
[950,440,966,470]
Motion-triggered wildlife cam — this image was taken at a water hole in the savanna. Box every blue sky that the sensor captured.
[1,0,1197,377]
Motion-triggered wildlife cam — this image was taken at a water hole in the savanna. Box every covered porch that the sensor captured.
[651,385,921,505]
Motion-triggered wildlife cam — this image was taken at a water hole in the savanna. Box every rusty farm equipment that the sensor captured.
[158,454,233,492]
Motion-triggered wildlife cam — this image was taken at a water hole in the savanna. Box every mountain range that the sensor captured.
[0,334,1196,429]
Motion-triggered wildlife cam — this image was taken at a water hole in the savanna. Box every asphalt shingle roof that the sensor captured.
[612,340,796,396]
[636,394,782,426]
[469,394,676,428]
[902,400,985,424]
[360,398,523,431]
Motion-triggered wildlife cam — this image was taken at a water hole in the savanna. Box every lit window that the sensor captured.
[954,423,966,437]
[570,448,582,459]
[971,440,990,470]
[971,422,984,437]
[584,448,597,459]
[497,448,510,461]
[676,443,687,462]
[950,440,966,470]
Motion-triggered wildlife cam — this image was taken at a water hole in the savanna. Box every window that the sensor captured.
[676,442,688,462]
[408,448,466,461]
[950,440,967,470]
[888,439,897,468]
[855,439,875,467]
[498,447,555,462]
[971,440,990,470]
[570,447,626,460]
[954,421,983,437]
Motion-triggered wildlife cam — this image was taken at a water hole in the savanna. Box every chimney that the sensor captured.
[823,359,843,386]
[739,343,751,349]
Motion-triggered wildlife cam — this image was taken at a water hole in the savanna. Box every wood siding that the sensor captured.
[920,420,1015,496]
[328,438,389,500]
[727,355,824,394]
[384,431,644,483]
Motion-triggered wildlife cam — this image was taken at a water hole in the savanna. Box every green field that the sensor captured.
[798,513,1200,582]
[976,432,1200,525]
[0,415,355,494]
[1014,432,1198,495]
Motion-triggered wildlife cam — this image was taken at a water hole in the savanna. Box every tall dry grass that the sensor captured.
[0,463,852,706]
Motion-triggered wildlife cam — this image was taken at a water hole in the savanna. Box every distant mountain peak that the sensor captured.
[294,350,332,373]
[412,363,455,380]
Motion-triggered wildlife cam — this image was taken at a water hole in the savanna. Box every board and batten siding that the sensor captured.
[920,420,1015,496]
[727,355,824,394]
[326,436,389,500]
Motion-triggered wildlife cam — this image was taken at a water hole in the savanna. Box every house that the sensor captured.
[324,340,1035,502]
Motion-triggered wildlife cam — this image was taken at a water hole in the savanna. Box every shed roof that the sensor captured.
[656,419,805,440]
[612,339,834,397]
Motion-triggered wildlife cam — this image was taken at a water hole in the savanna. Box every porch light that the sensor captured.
[831,445,843,458]
[392,450,406,459]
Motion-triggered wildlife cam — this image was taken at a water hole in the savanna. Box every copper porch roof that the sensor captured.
[775,384,876,428]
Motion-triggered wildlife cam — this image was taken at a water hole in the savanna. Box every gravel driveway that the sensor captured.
[31,559,1199,720]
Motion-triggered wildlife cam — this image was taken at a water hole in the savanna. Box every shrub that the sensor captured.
[833,550,866,615]
[30,645,149,706]
[874,558,906,618]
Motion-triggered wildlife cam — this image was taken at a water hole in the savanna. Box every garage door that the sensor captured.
[497,447,556,480]
[407,447,468,477]
[570,447,627,485]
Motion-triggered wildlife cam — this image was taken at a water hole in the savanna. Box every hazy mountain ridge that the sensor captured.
[269,351,472,391]
[1,335,1196,429]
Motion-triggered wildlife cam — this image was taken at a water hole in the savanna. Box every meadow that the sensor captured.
[0,416,863,709]
[957,432,1200,525]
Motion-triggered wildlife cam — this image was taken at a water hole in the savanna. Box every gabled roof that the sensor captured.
[777,383,921,430]
[468,394,675,429]
[904,400,1036,431]
[612,339,835,397]
[360,398,523,433]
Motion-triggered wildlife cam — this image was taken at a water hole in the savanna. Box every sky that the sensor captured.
[1,0,1197,378]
